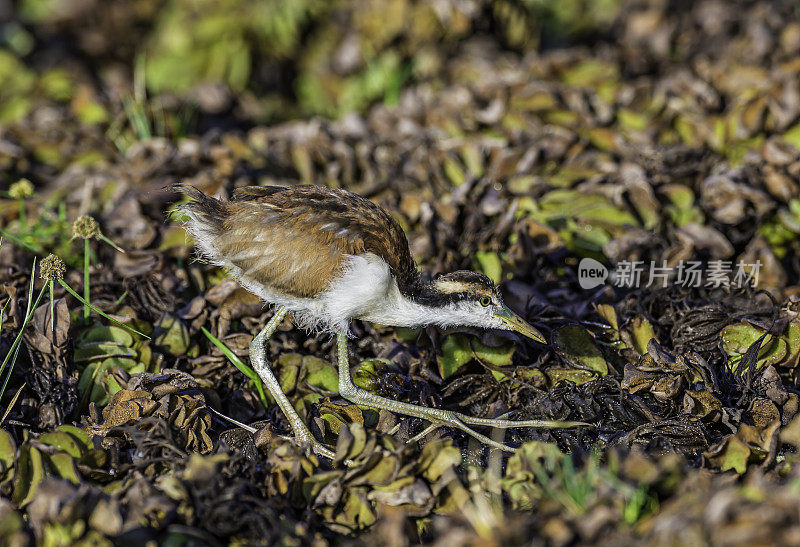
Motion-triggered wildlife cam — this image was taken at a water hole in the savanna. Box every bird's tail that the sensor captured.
[169,184,228,262]
[170,184,227,224]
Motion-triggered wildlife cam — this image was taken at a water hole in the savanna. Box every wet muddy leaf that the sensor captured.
[684,389,723,420]
[704,422,780,474]
[416,440,461,483]
[502,441,564,510]
[319,400,368,437]
[368,477,432,512]
[277,353,302,394]
[706,436,752,474]
[545,368,598,385]
[352,358,398,391]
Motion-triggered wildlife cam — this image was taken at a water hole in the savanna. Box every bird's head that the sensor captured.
[422,271,547,343]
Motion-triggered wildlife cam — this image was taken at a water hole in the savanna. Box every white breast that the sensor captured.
[328,254,495,332]
[233,252,399,333]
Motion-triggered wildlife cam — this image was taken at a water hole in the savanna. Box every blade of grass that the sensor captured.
[113,291,129,306]
[83,238,90,321]
[18,198,26,229]
[206,405,257,433]
[153,96,167,138]
[58,280,150,339]
[48,280,54,337]
[1,382,26,425]
[98,233,125,253]
[200,326,270,409]
[0,228,40,253]
[106,112,129,153]
[134,52,147,105]
[0,264,46,403]
[0,291,9,339]
[530,458,585,516]
[122,96,152,140]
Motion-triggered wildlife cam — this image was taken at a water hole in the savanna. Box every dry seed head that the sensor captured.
[40,254,66,282]
[9,178,34,200]
[73,215,99,239]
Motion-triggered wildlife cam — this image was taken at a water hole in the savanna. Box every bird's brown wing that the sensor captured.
[181,185,418,298]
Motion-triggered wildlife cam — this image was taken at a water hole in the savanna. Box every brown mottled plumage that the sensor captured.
[178,184,418,298]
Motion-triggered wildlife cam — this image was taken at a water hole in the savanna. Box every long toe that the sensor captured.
[453,412,593,430]
[438,413,518,452]
[304,439,337,461]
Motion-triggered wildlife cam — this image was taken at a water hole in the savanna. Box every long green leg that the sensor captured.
[250,307,334,459]
[335,330,590,452]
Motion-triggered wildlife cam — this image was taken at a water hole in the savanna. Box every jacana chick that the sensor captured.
[177,184,584,458]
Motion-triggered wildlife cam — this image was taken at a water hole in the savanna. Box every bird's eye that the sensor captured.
[479,296,492,307]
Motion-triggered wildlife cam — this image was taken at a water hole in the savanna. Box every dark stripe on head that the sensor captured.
[411,270,499,307]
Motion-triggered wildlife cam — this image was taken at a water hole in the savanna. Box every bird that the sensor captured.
[175,183,587,459]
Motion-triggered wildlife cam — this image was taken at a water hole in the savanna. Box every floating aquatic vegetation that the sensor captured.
[2,0,800,544]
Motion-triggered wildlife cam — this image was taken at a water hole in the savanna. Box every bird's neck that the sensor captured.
[402,277,457,308]
[356,277,472,329]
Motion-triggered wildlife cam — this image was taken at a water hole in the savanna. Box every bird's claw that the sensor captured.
[294,435,336,461]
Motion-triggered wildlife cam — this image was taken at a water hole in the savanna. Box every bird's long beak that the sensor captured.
[494,305,547,344]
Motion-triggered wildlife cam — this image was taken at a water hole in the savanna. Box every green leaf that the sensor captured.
[303,356,339,392]
[78,361,113,406]
[73,342,138,363]
[472,340,515,367]
[782,123,800,151]
[631,317,656,355]
[438,334,473,379]
[38,431,83,459]
[56,425,92,451]
[102,356,141,373]
[786,322,800,363]
[474,251,503,284]
[442,155,467,186]
[721,322,788,372]
[12,445,45,506]
[46,452,80,484]
[78,325,134,346]
[0,429,16,474]
[552,325,608,375]
[153,315,190,356]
